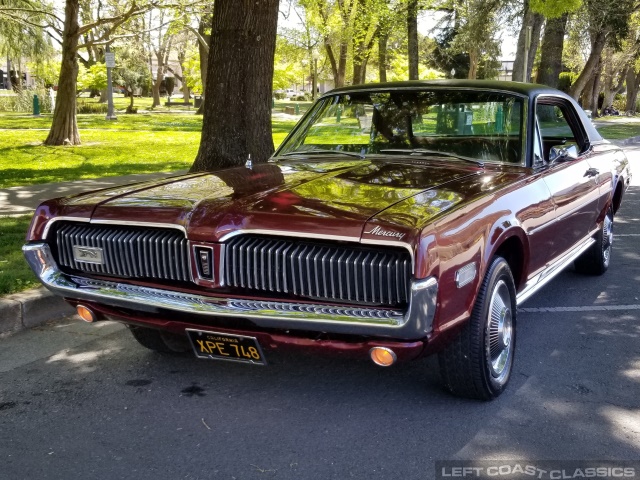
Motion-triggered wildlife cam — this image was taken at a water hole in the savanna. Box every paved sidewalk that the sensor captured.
[0,171,187,216]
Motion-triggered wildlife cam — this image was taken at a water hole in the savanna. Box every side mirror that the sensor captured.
[549,144,578,163]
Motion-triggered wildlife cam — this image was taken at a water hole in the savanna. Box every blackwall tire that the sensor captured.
[438,257,517,400]
[574,206,613,276]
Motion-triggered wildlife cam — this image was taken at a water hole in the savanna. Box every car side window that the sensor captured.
[535,101,583,162]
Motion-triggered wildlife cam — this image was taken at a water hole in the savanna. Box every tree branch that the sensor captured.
[0,6,63,23]
[184,24,209,52]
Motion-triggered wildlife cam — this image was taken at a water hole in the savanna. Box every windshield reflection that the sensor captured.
[276,89,525,165]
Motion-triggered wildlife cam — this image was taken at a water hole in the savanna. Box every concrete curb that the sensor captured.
[0,287,75,337]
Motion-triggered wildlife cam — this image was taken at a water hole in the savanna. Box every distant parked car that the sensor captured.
[24,80,631,400]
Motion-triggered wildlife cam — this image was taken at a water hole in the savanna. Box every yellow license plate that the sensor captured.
[186,329,266,365]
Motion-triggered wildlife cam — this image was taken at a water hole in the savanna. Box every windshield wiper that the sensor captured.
[379,148,484,167]
[280,148,365,159]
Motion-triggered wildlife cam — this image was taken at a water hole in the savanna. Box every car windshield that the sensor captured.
[275,89,525,165]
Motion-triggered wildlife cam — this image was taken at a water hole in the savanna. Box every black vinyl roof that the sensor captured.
[325,79,568,99]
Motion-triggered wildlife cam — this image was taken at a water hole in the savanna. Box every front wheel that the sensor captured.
[574,206,613,276]
[438,257,517,400]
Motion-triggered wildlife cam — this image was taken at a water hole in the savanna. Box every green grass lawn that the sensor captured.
[0,216,39,295]
[0,113,298,189]
[595,122,640,140]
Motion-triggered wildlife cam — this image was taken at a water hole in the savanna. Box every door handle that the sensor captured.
[584,168,599,178]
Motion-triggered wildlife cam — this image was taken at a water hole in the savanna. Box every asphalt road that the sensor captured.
[1,155,639,480]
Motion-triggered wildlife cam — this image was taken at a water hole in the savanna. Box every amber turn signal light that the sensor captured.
[369,347,397,367]
[76,305,97,323]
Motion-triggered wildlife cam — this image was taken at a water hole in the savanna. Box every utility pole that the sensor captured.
[105,44,117,120]
[522,26,532,83]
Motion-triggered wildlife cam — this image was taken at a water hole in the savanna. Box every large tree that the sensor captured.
[511,0,543,83]
[407,0,418,80]
[190,0,279,172]
[44,0,155,145]
[535,13,568,88]
[568,0,638,100]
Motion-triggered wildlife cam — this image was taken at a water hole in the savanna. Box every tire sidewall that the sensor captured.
[477,258,517,397]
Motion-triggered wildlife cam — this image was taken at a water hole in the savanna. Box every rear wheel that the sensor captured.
[128,326,190,353]
[574,206,613,276]
[438,257,517,400]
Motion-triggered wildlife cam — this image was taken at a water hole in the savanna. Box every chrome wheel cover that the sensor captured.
[487,280,513,383]
[603,211,613,267]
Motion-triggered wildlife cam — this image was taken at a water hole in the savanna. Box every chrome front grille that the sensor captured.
[224,235,412,306]
[54,223,190,282]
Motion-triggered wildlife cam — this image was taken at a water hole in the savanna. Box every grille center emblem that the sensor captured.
[364,226,405,240]
[73,246,104,265]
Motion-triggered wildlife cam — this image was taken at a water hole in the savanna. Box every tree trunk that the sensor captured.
[337,42,347,87]
[353,35,365,85]
[588,58,602,116]
[196,12,211,115]
[352,35,375,85]
[178,50,189,103]
[624,69,640,113]
[378,34,388,82]
[324,38,339,86]
[536,14,568,88]
[527,14,544,81]
[45,0,80,146]
[152,50,164,107]
[512,1,543,83]
[602,55,631,109]
[569,30,607,100]
[407,0,418,80]
[190,0,279,172]
[468,49,478,79]
[5,57,12,91]
[126,90,135,113]
[353,62,363,85]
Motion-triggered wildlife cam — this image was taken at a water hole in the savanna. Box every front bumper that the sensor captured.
[23,243,438,340]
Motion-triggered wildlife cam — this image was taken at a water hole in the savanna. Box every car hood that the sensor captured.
[66,158,511,244]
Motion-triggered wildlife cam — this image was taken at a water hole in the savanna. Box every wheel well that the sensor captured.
[494,237,525,291]
[612,179,624,214]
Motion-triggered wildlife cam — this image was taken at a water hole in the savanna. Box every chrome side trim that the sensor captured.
[42,217,91,239]
[218,229,358,243]
[23,243,438,340]
[42,217,187,239]
[516,237,595,305]
[90,219,187,234]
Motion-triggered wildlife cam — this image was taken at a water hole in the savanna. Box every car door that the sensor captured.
[535,97,601,261]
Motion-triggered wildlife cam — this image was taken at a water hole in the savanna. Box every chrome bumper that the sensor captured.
[23,243,438,340]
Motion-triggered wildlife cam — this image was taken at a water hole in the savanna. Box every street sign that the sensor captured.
[105,52,115,68]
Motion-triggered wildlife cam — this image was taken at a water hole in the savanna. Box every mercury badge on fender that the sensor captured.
[24,80,631,400]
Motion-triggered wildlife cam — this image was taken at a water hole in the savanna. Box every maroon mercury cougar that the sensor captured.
[24,80,631,399]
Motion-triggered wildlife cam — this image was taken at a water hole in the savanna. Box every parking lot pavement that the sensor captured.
[621,144,640,186]
[0,148,638,479]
